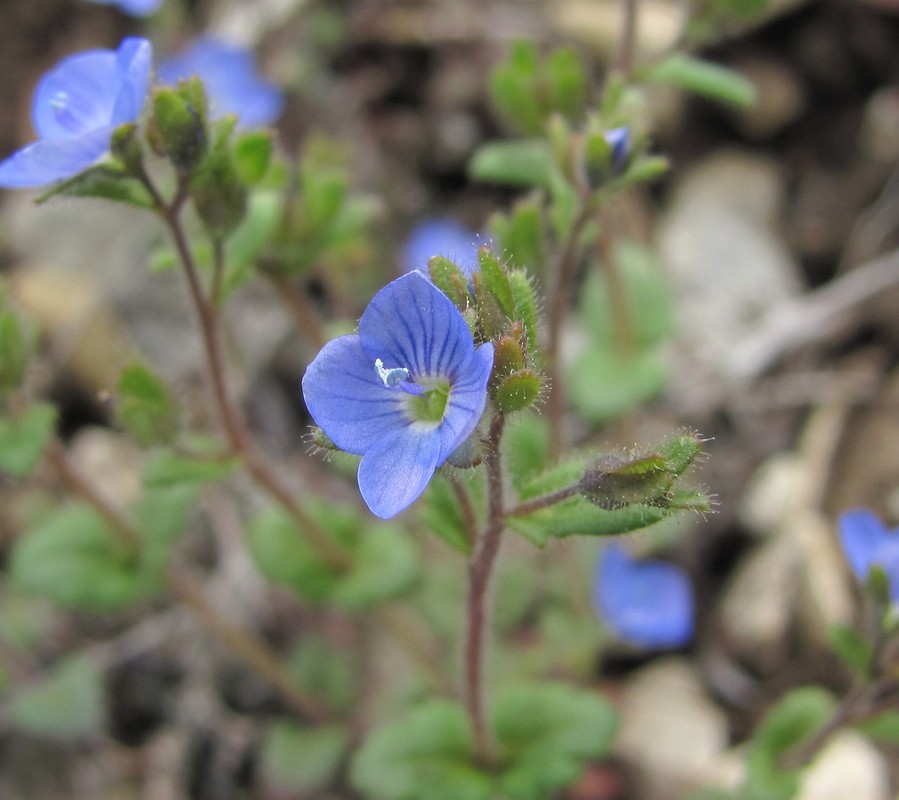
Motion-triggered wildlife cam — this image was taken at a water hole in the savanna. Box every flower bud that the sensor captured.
[579,453,674,510]
[493,369,541,413]
[149,79,208,172]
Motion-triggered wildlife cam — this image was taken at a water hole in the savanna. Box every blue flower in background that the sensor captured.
[84,0,162,16]
[157,38,284,128]
[402,218,481,275]
[593,543,694,649]
[838,509,899,602]
[0,38,152,189]
[302,271,494,519]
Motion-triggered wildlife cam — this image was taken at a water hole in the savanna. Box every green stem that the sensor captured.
[464,412,506,762]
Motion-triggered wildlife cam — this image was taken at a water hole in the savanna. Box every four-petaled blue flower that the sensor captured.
[84,0,162,16]
[838,509,899,602]
[402,218,481,276]
[157,38,284,128]
[302,271,494,519]
[593,543,694,649]
[0,38,152,189]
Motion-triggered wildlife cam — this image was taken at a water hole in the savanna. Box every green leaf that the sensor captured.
[259,721,349,794]
[826,623,872,677]
[0,402,57,477]
[580,242,672,348]
[568,345,667,424]
[545,48,587,123]
[508,270,539,354]
[36,164,156,209]
[133,486,197,592]
[351,699,493,800]
[469,140,552,188]
[489,197,546,276]
[117,363,179,446]
[286,635,357,714]
[0,304,29,392]
[142,451,238,488]
[423,476,476,554]
[489,41,544,136]
[856,710,899,745]
[247,504,419,609]
[232,130,272,185]
[504,415,549,491]
[10,656,105,739]
[494,682,618,800]
[221,190,281,294]
[332,522,419,610]
[477,247,515,316]
[646,54,757,108]
[10,504,142,610]
[743,687,835,800]
[190,116,246,238]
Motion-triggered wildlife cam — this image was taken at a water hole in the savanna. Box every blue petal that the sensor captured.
[111,38,153,126]
[402,219,480,275]
[357,425,442,518]
[434,342,493,463]
[0,127,112,188]
[157,38,284,127]
[301,335,410,455]
[358,271,475,380]
[32,50,119,140]
[837,509,889,582]
[593,544,694,649]
[82,0,162,15]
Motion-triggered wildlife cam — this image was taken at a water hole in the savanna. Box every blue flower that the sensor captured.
[605,126,630,174]
[302,271,494,519]
[83,0,162,16]
[593,543,694,649]
[157,38,284,128]
[402,218,481,275]
[0,38,152,189]
[838,509,899,602]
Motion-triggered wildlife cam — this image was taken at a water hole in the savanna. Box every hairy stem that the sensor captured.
[157,191,348,569]
[464,413,506,762]
[545,203,594,459]
[504,483,581,518]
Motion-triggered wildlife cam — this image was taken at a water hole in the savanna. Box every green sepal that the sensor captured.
[656,431,704,477]
[477,246,515,316]
[190,115,247,238]
[493,369,541,413]
[0,402,57,477]
[582,125,614,187]
[232,129,272,185]
[645,54,757,108]
[508,270,539,353]
[150,80,208,171]
[259,722,350,796]
[109,122,145,176]
[579,452,674,510]
[489,198,546,275]
[492,332,527,376]
[493,682,617,800]
[247,503,419,610]
[286,635,357,714]
[36,163,156,209]
[116,363,179,446]
[9,656,105,739]
[469,140,552,189]
[350,699,492,800]
[471,272,508,341]
[429,255,472,310]
[612,154,670,189]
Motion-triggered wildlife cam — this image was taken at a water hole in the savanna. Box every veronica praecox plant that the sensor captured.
[302,270,494,519]
[0,38,152,188]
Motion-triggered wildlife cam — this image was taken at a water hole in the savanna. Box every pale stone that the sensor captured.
[797,730,890,800]
[615,658,730,799]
